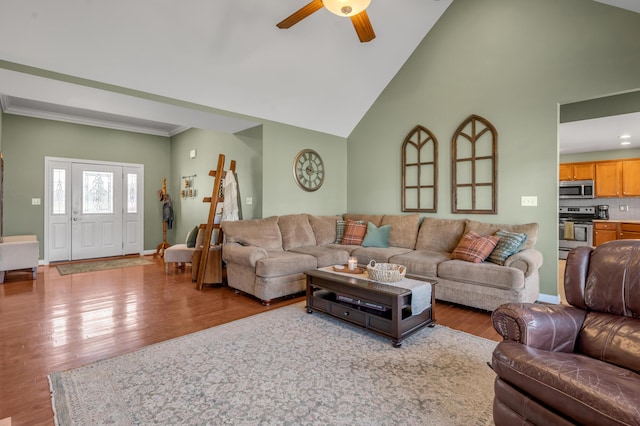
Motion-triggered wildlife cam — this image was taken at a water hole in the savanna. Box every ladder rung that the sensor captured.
[203,197,212,202]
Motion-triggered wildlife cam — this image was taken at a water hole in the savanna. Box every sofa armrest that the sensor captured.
[503,248,543,277]
[222,243,267,268]
[491,303,586,352]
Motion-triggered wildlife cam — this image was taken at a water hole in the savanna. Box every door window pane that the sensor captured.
[83,171,113,214]
[53,168,66,214]
[127,173,138,213]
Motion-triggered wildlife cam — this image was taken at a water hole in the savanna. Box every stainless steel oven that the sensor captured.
[559,206,595,259]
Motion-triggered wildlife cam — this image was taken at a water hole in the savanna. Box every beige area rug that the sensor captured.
[56,257,154,276]
[49,303,497,425]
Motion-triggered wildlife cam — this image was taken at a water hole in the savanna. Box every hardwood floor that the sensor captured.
[0,256,499,426]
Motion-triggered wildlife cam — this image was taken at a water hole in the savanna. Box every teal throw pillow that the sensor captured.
[185,226,199,248]
[361,222,391,248]
[487,230,528,265]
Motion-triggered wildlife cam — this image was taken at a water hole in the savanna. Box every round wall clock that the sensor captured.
[293,149,325,192]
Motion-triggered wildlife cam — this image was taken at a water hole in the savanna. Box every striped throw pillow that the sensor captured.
[487,230,528,265]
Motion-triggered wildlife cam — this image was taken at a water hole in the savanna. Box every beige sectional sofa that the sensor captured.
[221,213,543,311]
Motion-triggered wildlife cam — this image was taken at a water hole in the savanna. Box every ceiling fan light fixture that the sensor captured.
[323,0,371,17]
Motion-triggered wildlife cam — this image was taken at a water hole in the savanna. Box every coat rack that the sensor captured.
[156,177,172,257]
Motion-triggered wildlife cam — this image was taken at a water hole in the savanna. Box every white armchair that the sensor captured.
[0,235,39,283]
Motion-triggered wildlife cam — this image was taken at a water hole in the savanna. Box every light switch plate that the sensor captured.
[32,198,41,205]
[521,196,537,207]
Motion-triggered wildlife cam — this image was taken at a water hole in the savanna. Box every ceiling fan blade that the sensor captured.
[276,0,324,29]
[350,10,376,42]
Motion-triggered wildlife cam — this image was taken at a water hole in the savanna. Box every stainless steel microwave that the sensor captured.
[559,180,595,199]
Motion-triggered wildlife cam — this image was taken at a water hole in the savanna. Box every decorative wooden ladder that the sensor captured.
[195,154,236,290]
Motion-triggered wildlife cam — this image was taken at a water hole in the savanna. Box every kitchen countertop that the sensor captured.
[593,219,640,223]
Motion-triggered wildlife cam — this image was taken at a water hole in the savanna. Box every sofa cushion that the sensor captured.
[361,222,391,248]
[578,312,640,374]
[309,215,340,246]
[221,216,283,251]
[389,249,450,277]
[289,246,349,268]
[381,214,420,249]
[415,218,467,252]
[493,341,640,426]
[278,214,316,251]
[438,259,524,290]
[488,230,528,265]
[465,220,538,250]
[351,246,413,264]
[343,214,384,227]
[451,231,499,263]
[255,251,317,278]
[341,220,367,245]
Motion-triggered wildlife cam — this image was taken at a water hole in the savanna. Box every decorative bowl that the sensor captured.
[366,260,406,282]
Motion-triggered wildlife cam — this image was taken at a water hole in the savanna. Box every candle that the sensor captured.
[348,257,357,270]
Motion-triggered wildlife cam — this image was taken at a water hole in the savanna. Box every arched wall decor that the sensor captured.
[451,114,498,214]
[402,125,438,212]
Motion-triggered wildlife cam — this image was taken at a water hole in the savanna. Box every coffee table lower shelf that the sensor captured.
[304,269,436,347]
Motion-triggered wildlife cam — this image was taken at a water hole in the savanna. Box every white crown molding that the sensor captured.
[1,94,185,137]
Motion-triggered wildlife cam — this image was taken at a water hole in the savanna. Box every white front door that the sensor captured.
[45,158,144,263]
[71,163,123,260]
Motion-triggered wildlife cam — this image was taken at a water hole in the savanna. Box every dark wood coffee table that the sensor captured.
[304,269,436,347]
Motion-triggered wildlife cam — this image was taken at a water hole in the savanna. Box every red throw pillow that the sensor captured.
[451,231,499,263]
[341,220,367,245]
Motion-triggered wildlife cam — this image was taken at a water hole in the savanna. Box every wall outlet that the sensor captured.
[521,196,537,207]
[619,205,629,212]
[246,196,253,205]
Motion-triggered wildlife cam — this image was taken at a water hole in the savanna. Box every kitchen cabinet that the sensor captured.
[594,159,640,197]
[619,222,640,240]
[594,222,619,246]
[595,162,622,197]
[559,162,594,181]
[622,160,640,196]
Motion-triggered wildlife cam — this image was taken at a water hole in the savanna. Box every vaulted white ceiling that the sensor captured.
[0,0,453,138]
[1,1,638,140]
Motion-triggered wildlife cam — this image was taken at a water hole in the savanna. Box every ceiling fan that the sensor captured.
[277,0,376,43]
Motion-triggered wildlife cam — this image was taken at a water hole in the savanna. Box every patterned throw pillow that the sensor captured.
[487,230,528,265]
[341,220,367,245]
[335,220,347,243]
[451,231,499,263]
[362,222,391,248]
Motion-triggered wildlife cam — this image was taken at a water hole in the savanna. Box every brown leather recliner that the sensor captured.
[490,240,640,426]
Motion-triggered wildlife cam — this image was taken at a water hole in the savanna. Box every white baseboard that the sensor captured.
[538,293,560,305]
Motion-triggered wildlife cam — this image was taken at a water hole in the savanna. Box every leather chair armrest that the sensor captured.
[491,303,586,352]
[503,249,543,278]
[222,243,267,268]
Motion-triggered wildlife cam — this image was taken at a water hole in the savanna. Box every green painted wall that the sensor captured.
[347,0,640,299]
[1,115,171,257]
[169,126,264,242]
[0,108,3,151]
[262,121,348,217]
